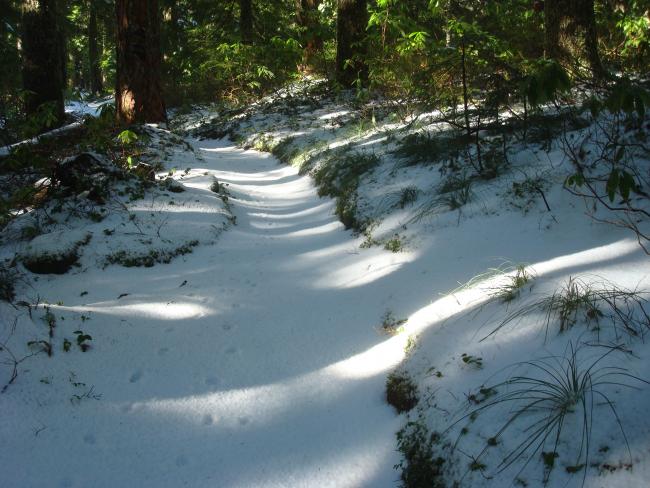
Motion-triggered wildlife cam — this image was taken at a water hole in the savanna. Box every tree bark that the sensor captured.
[115,0,166,124]
[21,0,65,127]
[336,0,368,87]
[88,0,103,94]
[544,0,605,78]
[239,0,254,44]
[296,0,322,66]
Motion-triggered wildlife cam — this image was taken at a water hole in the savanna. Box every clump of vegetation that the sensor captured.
[392,132,441,166]
[313,151,380,231]
[398,186,420,209]
[509,176,551,214]
[492,265,535,303]
[386,371,419,413]
[20,231,92,275]
[384,234,405,253]
[461,353,483,369]
[395,420,446,488]
[485,276,649,340]
[453,344,646,485]
[210,178,221,193]
[380,310,407,335]
[439,173,473,211]
[0,264,17,302]
[105,240,199,268]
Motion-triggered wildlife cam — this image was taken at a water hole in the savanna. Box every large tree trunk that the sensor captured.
[239,0,254,44]
[22,0,65,128]
[296,0,322,67]
[544,0,605,78]
[336,0,368,87]
[88,0,103,95]
[115,0,166,124]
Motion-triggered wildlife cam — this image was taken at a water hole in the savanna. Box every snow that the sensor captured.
[1,90,649,487]
[0,97,109,156]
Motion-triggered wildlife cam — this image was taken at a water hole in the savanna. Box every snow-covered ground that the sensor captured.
[1,88,649,487]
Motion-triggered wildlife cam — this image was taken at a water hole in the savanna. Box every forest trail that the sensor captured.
[5,137,408,488]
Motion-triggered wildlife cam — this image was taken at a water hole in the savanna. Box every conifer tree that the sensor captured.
[115,0,166,124]
[22,0,65,128]
[336,0,368,87]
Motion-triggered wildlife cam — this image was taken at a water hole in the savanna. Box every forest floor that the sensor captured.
[2,84,650,487]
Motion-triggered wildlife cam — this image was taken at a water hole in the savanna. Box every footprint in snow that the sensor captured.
[129,371,142,383]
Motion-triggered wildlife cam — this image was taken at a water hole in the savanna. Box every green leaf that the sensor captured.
[615,147,625,162]
[606,170,620,202]
[620,171,636,201]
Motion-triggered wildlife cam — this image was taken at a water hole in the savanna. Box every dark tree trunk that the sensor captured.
[88,0,103,94]
[543,0,562,60]
[22,0,65,127]
[296,0,322,66]
[115,0,166,124]
[336,0,368,87]
[544,0,605,78]
[239,0,254,44]
[581,1,605,78]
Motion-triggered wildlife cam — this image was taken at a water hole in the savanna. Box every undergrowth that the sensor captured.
[450,343,647,486]
[395,419,446,488]
[484,276,650,341]
[104,240,199,268]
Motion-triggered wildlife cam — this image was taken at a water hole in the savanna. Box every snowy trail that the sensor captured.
[4,138,411,487]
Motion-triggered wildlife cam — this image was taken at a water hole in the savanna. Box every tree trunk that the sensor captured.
[581,0,605,78]
[88,0,103,95]
[22,0,65,127]
[296,0,322,67]
[115,0,166,124]
[239,0,254,44]
[544,0,605,78]
[336,0,368,87]
[543,0,562,60]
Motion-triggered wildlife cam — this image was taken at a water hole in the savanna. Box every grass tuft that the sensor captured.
[450,343,647,485]
[484,276,649,341]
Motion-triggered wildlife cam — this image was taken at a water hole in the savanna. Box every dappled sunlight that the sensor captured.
[318,110,350,120]
[279,220,342,238]
[57,300,214,320]
[248,200,333,219]
[327,333,410,379]
[532,238,642,279]
[310,248,419,289]
[126,204,228,215]
[331,237,649,380]
[211,168,293,182]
